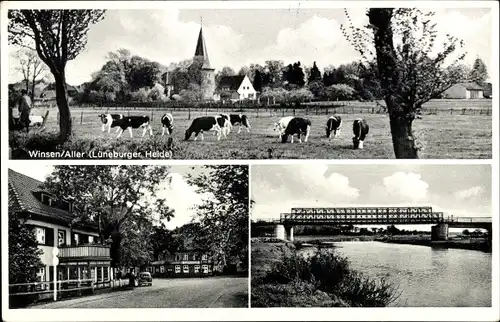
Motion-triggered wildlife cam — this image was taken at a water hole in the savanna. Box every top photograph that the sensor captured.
[4,2,495,159]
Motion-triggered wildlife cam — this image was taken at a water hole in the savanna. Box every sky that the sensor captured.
[251,164,492,231]
[7,6,494,85]
[8,164,209,230]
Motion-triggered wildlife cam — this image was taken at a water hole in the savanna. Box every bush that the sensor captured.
[253,249,400,307]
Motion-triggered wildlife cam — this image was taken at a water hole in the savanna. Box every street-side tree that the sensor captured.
[342,8,470,158]
[469,57,488,86]
[43,166,175,268]
[9,213,43,285]
[187,165,249,272]
[8,10,106,142]
[14,49,47,102]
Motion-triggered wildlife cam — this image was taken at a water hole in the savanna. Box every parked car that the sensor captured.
[138,272,153,286]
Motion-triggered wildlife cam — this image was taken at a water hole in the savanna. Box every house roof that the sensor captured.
[460,82,484,90]
[8,169,97,230]
[194,27,213,70]
[217,75,246,91]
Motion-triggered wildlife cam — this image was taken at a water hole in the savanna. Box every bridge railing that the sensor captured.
[445,217,492,223]
[280,211,444,224]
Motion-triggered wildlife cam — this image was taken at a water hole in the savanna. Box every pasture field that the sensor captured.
[13,99,492,159]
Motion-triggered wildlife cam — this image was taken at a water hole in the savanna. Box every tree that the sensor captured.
[187,165,248,272]
[469,57,488,86]
[264,60,285,87]
[326,84,357,101]
[253,69,263,92]
[9,10,106,142]
[179,83,204,101]
[14,49,47,102]
[462,229,470,236]
[308,61,322,83]
[215,66,236,85]
[342,8,470,158]
[43,166,175,268]
[9,213,43,285]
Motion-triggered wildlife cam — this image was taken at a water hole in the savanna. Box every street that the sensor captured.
[30,276,248,308]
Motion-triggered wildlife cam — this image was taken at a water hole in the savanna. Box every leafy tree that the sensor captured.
[307,80,326,99]
[342,8,470,158]
[43,166,175,268]
[8,10,106,142]
[462,229,470,236]
[238,66,250,77]
[469,57,488,86]
[292,61,306,87]
[150,223,181,260]
[14,49,47,102]
[288,88,314,103]
[9,213,43,285]
[264,60,285,87]
[179,83,204,101]
[326,84,357,101]
[187,165,248,272]
[308,61,322,83]
[253,69,263,92]
[215,66,236,85]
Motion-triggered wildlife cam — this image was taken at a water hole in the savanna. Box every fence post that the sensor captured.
[80,112,83,124]
[188,108,191,120]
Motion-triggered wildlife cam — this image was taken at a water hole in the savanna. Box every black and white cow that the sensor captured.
[99,113,124,134]
[273,116,294,140]
[161,113,174,136]
[352,118,369,149]
[218,113,233,136]
[184,116,228,141]
[281,117,311,143]
[225,114,251,133]
[114,115,153,138]
[326,115,342,139]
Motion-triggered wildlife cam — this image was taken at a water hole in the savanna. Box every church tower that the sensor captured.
[193,26,215,100]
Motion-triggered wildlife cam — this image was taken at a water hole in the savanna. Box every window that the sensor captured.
[97,266,103,281]
[175,265,181,274]
[103,267,109,281]
[194,265,200,274]
[88,236,94,244]
[193,254,198,261]
[183,254,188,261]
[73,233,80,245]
[160,266,165,273]
[58,230,66,246]
[183,265,189,274]
[175,254,181,261]
[41,194,52,206]
[35,227,46,244]
[202,254,208,261]
[202,265,209,274]
[36,267,46,282]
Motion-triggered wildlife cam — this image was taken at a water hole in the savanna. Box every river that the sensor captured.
[298,241,491,307]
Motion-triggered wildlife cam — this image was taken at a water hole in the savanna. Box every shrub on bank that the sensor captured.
[252,250,400,307]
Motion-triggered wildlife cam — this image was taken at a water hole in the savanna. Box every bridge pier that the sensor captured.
[431,223,449,241]
[274,224,285,240]
[285,225,294,242]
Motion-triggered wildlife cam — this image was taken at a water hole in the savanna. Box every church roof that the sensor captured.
[194,27,213,70]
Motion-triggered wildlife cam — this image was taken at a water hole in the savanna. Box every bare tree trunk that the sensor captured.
[54,71,72,142]
[369,8,419,159]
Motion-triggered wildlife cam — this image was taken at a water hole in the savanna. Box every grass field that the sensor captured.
[14,99,492,159]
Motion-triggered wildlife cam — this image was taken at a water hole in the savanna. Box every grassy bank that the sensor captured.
[378,235,491,252]
[251,239,400,307]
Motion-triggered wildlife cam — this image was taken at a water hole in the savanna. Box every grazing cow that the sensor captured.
[184,116,226,141]
[326,115,342,139]
[226,114,251,133]
[29,115,45,127]
[114,115,153,138]
[218,113,233,136]
[281,117,311,143]
[352,118,369,149]
[161,113,174,136]
[99,113,123,133]
[273,116,294,140]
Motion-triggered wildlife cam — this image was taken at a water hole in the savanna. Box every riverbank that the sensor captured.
[292,234,491,252]
[251,238,399,307]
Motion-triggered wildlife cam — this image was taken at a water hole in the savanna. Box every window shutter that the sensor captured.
[45,227,54,246]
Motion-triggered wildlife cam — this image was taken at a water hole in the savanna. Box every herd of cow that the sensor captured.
[98,112,370,149]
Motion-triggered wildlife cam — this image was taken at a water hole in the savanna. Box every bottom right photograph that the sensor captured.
[250,164,492,308]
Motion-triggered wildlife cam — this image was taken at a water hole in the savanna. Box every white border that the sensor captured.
[1,1,499,321]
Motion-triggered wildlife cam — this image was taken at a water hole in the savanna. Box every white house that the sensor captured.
[215,75,257,102]
[8,169,112,287]
[443,82,484,99]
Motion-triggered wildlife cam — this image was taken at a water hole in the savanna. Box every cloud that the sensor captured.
[454,186,484,200]
[370,172,429,203]
[156,172,205,229]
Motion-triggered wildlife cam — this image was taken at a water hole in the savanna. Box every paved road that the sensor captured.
[31,276,248,308]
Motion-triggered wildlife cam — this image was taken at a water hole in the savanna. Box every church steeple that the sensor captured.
[194,26,213,70]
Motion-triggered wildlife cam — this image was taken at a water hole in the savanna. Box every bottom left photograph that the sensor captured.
[7,164,249,309]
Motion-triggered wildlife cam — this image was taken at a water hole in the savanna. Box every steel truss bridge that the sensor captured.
[271,206,492,226]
